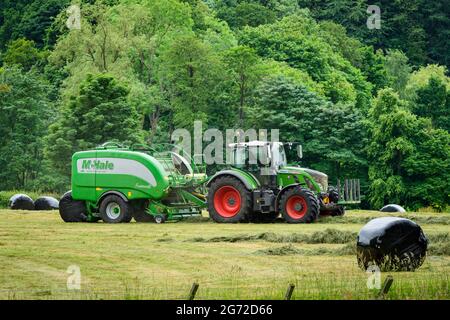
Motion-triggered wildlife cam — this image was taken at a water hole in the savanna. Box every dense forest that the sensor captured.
[0,0,448,211]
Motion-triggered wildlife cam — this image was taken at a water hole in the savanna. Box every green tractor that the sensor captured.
[59,142,207,223]
[206,141,360,223]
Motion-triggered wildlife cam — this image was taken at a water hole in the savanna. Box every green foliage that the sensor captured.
[215,1,277,29]
[2,38,47,71]
[223,45,260,124]
[317,21,389,94]
[404,64,450,131]
[403,128,450,211]
[239,12,372,109]
[367,88,450,210]
[250,76,367,181]
[299,0,450,68]
[405,64,450,100]
[0,0,70,49]
[385,50,412,98]
[414,77,449,131]
[158,34,229,129]
[45,74,144,177]
[0,66,53,190]
[367,89,415,208]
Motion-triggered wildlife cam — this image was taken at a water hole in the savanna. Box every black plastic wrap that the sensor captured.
[380,204,406,213]
[34,196,59,210]
[9,194,35,210]
[59,191,87,222]
[357,217,428,271]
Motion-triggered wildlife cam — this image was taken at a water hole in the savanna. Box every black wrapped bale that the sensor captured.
[9,194,35,210]
[34,196,59,210]
[380,204,406,213]
[357,217,428,271]
[59,191,87,222]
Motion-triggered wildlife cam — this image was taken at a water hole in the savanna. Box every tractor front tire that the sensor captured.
[280,187,319,223]
[59,191,88,223]
[207,176,251,223]
[100,195,133,223]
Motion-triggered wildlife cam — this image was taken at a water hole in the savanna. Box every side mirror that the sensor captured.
[297,145,303,159]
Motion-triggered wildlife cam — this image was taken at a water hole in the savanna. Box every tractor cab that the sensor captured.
[228,141,319,185]
[228,141,290,173]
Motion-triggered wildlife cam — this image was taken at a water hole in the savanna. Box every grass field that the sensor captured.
[0,209,449,300]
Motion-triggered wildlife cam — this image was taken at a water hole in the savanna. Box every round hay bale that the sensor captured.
[357,217,428,271]
[34,196,59,210]
[9,194,35,210]
[380,204,406,213]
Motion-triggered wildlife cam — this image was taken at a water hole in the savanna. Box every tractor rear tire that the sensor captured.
[279,187,319,223]
[207,176,252,223]
[59,191,88,223]
[100,195,132,223]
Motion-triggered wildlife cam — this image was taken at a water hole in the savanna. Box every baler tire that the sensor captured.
[279,187,319,223]
[99,195,132,223]
[131,201,154,223]
[123,212,133,223]
[207,176,251,223]
[132,210,155,223]
[59,191,88,223]
[154,214,167,224]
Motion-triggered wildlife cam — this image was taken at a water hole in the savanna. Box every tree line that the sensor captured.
[0,0,448,211]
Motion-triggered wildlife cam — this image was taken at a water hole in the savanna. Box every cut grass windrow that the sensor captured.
[188,228,357,244]
[254,243,357,256]
[319,215,450,225]
[187,229,449,246]
[254,242,450,257]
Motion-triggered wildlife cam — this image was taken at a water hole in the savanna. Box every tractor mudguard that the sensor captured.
[206,169,260,190]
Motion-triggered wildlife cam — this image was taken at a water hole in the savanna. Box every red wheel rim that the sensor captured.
[286,195,308,219]
[213,186,242,218]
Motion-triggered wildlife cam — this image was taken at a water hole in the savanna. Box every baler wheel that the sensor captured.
[207,176,251,223]
[279,187,319,223]
[59,191,88,223]
[99,195,133,223]
[154,214,167,224]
